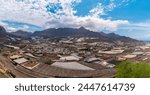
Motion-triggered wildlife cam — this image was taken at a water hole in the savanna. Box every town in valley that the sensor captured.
[0,26,149,78]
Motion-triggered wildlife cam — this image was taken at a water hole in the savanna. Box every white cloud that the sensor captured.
[0,21,17,32]
[89,3,105,17]
[7,27,18,32]
[120,22,150,32]
[45,16,129,31]
[0,0,50,26]
[21,25,30,30]
[0,0,130,32]
[89,0,135,17]
[0,21,8,26]
[0,21,31,32]
[117,21,150,40]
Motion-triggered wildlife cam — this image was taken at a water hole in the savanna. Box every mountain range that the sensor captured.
[0,26,137,42]
[33,27,137,42]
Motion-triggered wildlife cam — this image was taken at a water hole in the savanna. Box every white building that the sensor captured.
[13,58,28,64]
[123,55,137,59]
[60,56,80,61]
[98,50,124,54]
[85,57,101,63]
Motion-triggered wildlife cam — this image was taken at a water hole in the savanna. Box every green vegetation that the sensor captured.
[116,61,150,78]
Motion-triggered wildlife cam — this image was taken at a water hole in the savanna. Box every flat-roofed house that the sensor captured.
[60,56,80,61]
[13,58,28,64]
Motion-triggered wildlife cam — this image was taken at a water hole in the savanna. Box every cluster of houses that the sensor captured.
[9,52,39,70]
[4,38,150,75]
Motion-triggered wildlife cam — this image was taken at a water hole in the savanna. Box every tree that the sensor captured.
[116,61,150,78]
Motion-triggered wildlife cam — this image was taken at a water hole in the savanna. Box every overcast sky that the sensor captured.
[0,0,150,40]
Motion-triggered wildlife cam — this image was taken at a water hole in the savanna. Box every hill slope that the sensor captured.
[11,30,32,38]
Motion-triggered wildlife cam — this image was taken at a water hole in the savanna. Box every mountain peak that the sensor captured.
[79,27,86,30]
[0,26,8,37]
[11,30,32,38]
[0,26,6,32]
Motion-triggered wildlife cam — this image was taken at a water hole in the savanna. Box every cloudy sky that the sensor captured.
[0,0,149,40]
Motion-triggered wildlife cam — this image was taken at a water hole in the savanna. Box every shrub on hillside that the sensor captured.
[116,61,150,78]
